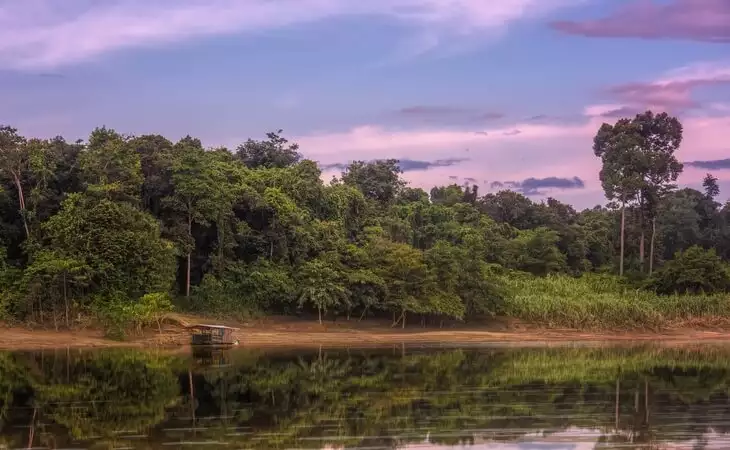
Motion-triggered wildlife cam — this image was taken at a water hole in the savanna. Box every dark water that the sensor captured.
[2,344,730,449]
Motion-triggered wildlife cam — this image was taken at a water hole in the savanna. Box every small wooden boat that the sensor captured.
[187,324,240,346]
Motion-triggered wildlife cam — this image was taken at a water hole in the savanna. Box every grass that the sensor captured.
[500,273,730,330]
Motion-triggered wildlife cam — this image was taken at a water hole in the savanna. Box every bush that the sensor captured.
[649,246,730,295]
[93,292,173,340]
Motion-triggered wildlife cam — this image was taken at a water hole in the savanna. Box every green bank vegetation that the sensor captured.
[2,347,730,447]
[1,110,730,332]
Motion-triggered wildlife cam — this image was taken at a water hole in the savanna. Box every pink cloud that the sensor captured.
[587,62,730,115]
[551,0,730,43]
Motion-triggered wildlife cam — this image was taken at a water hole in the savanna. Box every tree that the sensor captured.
[21,249,89,327]
[79,127,143,205]
[593,118,644,276]
[297,256,349,324]
[342,159,405,207]
[0,126,30,239]
[236,130,301,169]
[479,190,535,229]
[649,246,730,295]
[632,111,683,275]
[503,227,567,276]
[42,193,176,304]
[164,139,241,296]
[703,173,720,200]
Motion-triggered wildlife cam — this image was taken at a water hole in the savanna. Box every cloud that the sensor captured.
[0,0,583,69]
[503,129,522,136]
[395,106,504,125]
[320,157,469,173]
[464,177,478,183]
[399,158,469,172]
[585,62,730,116]
[448,175,459,180]
[494,176,586,195]
[398,106,473,116]
[594,105,643,119]
[551,0,730,43]
[685,158,730,170]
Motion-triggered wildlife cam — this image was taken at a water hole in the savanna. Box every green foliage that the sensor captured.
[297,257,349,322]
[504,227,567,275]
[44,193,176,300]
[93,292,173,339]
[1,117,730,330]
[649,246,730,294]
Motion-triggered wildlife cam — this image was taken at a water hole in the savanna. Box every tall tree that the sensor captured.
[164,139,242,296]
[593,118,644,276]
[633,111,683,275]
[0,126,30,239]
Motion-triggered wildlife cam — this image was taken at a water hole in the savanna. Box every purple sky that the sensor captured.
[1,0,729,208]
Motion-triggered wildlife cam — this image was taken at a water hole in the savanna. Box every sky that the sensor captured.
[1,0,729,208]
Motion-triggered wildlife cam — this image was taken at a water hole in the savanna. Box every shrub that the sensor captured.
[93,292,173,340]
[649,246,730,295]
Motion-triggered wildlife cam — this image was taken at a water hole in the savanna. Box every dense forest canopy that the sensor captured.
[1,110,730,330]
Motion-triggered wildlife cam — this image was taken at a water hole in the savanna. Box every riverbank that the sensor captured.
[4,315,730,350]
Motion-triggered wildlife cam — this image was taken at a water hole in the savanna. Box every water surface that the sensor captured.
[1,344,730,449]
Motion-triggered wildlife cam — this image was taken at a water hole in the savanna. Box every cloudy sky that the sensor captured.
[1,0,729,208]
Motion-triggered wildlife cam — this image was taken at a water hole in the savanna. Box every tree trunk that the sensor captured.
[188,369,196,433]
[619,202,626,276]
[186,212,192,297]
[12,173,29,239]
[358,307,369,321]
[639,229,645,273]
[27,406,37,449]
[638,192,645,273]
[318,307,322,325]
[63,272,69,328]
[649,218,656,276]
[615,378,620,430]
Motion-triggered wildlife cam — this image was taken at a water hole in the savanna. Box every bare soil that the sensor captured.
[3,314,730,350]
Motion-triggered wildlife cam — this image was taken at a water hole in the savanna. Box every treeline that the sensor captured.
[0,110,729,329]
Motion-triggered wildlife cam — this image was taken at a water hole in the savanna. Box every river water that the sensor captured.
[1,344,730,449]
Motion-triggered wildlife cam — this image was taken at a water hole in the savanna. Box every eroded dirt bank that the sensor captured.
[3,315,730,350]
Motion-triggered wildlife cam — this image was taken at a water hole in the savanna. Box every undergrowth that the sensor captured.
[500,272,730,330]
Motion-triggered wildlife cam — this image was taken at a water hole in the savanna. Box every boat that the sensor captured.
[187,324,240,346]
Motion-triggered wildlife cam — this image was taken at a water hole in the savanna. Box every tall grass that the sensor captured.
[500,273,730,330]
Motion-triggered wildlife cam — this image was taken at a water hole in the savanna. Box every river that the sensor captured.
[1,343,729,448]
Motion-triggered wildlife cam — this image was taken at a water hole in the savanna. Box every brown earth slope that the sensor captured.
[3,314,730,350]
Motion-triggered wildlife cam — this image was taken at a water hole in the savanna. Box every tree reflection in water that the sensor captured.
[1,345,730,448]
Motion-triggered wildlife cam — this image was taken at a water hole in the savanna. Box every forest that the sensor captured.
[0,110,729,331]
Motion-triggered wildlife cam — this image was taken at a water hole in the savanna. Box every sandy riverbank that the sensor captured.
[3,315,730,350]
